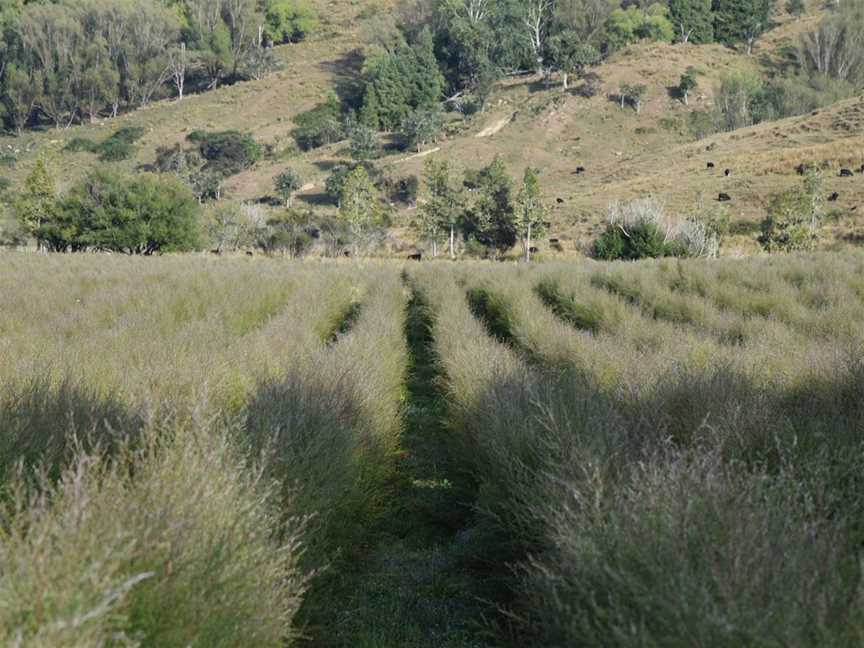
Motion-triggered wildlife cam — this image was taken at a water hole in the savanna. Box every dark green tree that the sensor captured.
[463,156,517,258]
[678,66,699,105]
[669,0,714,44]
[45,172,200,254]
[712,0,772,55]
[545,33,600,91]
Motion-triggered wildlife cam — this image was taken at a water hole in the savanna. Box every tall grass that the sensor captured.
[0,253,408,644]
[411,253,864,646]
[0,423,307,647]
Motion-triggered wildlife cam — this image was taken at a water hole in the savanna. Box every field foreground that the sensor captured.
[1,251,863,646]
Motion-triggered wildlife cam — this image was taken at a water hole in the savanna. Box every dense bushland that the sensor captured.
[0,0,318,132]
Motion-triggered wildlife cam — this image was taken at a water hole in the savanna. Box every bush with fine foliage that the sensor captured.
[40,171,200,254]
[593,198,718,260]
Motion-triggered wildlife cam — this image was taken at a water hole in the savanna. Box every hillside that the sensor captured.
[1,0,862,257]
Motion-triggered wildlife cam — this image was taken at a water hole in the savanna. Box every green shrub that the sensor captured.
[41,171,201,254]
[292,95,344,150]
[188,131,261,176]
[593,222,686,260]
[64,137,98,153]
[263,0,318,44]
[94,127,147,162]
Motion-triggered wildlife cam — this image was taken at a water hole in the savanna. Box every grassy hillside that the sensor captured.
[2,0,862,256]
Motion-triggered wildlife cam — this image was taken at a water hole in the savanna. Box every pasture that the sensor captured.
[1,251,863,646]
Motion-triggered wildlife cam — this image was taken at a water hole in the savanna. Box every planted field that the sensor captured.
[1,251,863,646]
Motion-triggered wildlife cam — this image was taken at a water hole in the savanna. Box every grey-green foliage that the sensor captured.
[0,0,317,132]
[400,106,444,152]
[798,3,864,87]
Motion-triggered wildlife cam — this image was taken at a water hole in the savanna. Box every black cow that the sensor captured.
[718,193,732,202]
[858,164,864,174]
[245,250,254,257]
[556,197,565,204]
[840,168,854,177]
[707,162,715,169]
[724,169,733,177]
[407,252,422,261]
[529,247,540,254]
[795,163,808,176]
[575,166,586,175]
[829,192,840,202]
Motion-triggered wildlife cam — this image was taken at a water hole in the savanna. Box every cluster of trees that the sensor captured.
[13,158,200,253]
[353,0,778,124]
[412,156,549,261]
[147,130,262,202]
[0,0,317,132]
[690,3,864,138]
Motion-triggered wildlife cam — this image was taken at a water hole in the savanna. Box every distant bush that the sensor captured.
[64,137,98,153]
[0,177,10,195]
[377,173,419,205]
[187,130,261,176]
[593,198,718,260]
[263,0,318,44]
[604,4,675,51]
[292,95,344,150]
[0,154,16,168]
[94,127,147,162]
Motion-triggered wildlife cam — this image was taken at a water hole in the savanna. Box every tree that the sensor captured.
[326,164,354,207]
[274,168,303,207]
[712,0,772,55]
[419,157,464,258]
[786,0,805,21]
[678,67,699,105]
[464,156,517,258]
[263,0,319,44]
[516,167,548,262]
[400,106,444,152]
[338,166,383,256]
[38,171,200,254]
[13,157,56,250]
[759,170,825,253]
[605,4,675,51]
[620,83,648,113]
[359,28,444,131]
[545,33,600,91]
[524,0,554,76]
[668,0,714,44]
[347,119,381,160]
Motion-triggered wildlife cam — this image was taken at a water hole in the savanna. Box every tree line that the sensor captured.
[351,0,775,129]
[0,0,317,133]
